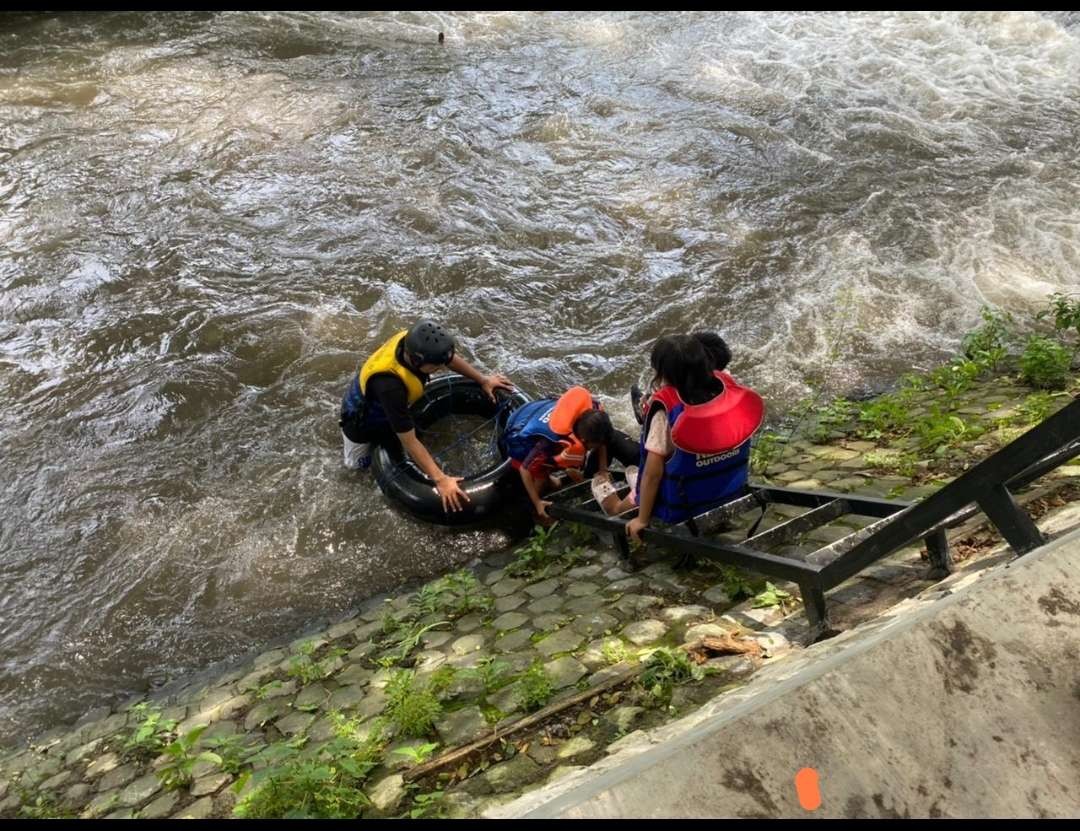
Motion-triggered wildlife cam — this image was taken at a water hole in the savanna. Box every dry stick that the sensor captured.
[696,635,764,664]
[403,663,643,784]
[403,634,763,784]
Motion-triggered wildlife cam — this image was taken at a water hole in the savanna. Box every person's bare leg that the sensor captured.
[591,466,638,515]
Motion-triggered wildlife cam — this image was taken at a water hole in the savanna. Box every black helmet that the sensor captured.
[404,319,455,366]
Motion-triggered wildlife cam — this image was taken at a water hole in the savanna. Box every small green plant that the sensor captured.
[405,789,446,819]
[380,618,451,667]
[381,611,403,636]
[862,449,919,477]
[18,792,75,819]
[517,662,554,712]
[288,642,346,685]
[1020,335,1071,389]
[255,680,283,701]
[567,521,593,546]
[506,524,559,577]
[897,372,928,394]
[414,570,492,618]
[750,431,781,475]
[467,656,510,694]
[391,742,439,766]
[234,722,383,819]
[452,587,494,618]
[862,449,893,470]
[327,711,386,753]
[413,583,445,618]
[639,647,704,705]
[962,306,1014,370]
[1016,391,1057,426]
[123,702,178,759]
[892,452,920,479]
[752,582,793,610]
[157,725,223,791]
[233,758,370,819]
[914,411,968,454]
[856,393,913,440]
[1037,292,1080,349]
[718,565,762,601]
[204,735,256,776]
[426,665,457,696]
[809,398,856,441]
[385,670,443,738]
[600,639,631,666]
[786,394,816,427]
[939,357,985,397]
[440,571,494,617]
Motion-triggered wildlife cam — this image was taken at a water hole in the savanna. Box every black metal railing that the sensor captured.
[548,396,1080,639]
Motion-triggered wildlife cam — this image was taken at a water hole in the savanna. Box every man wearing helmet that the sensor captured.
[340,320,513,513]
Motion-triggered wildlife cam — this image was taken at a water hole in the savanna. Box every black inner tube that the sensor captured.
[372,377,530,525]
[413,382,514,478]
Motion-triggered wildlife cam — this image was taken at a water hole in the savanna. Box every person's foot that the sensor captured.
[590,473,619,512]
[342,434,373,470]
[630,385,644,424]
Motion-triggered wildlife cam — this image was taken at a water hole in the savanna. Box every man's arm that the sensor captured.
[446,354,513,401]
[399,429,470,513]
[369,375,469,513]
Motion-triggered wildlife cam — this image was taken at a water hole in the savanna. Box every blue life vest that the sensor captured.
[501,399,561,463]
[636,372,764,524]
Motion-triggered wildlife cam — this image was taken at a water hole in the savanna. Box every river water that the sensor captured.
[2,11,1078,742]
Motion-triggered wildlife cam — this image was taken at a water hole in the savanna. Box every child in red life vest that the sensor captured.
[592,332,764,542]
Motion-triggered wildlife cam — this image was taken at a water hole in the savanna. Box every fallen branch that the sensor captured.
[404,630,765,784]
[688,634,764,667]
[403,663,643,783]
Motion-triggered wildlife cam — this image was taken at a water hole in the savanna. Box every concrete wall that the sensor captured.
[491,525,1080,818]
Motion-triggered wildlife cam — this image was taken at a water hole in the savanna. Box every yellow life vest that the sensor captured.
[358,331,426,405]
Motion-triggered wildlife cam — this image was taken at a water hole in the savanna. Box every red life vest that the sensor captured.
[637,371,764,523]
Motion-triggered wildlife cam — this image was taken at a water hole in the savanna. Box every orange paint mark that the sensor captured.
[795,767,822,811]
